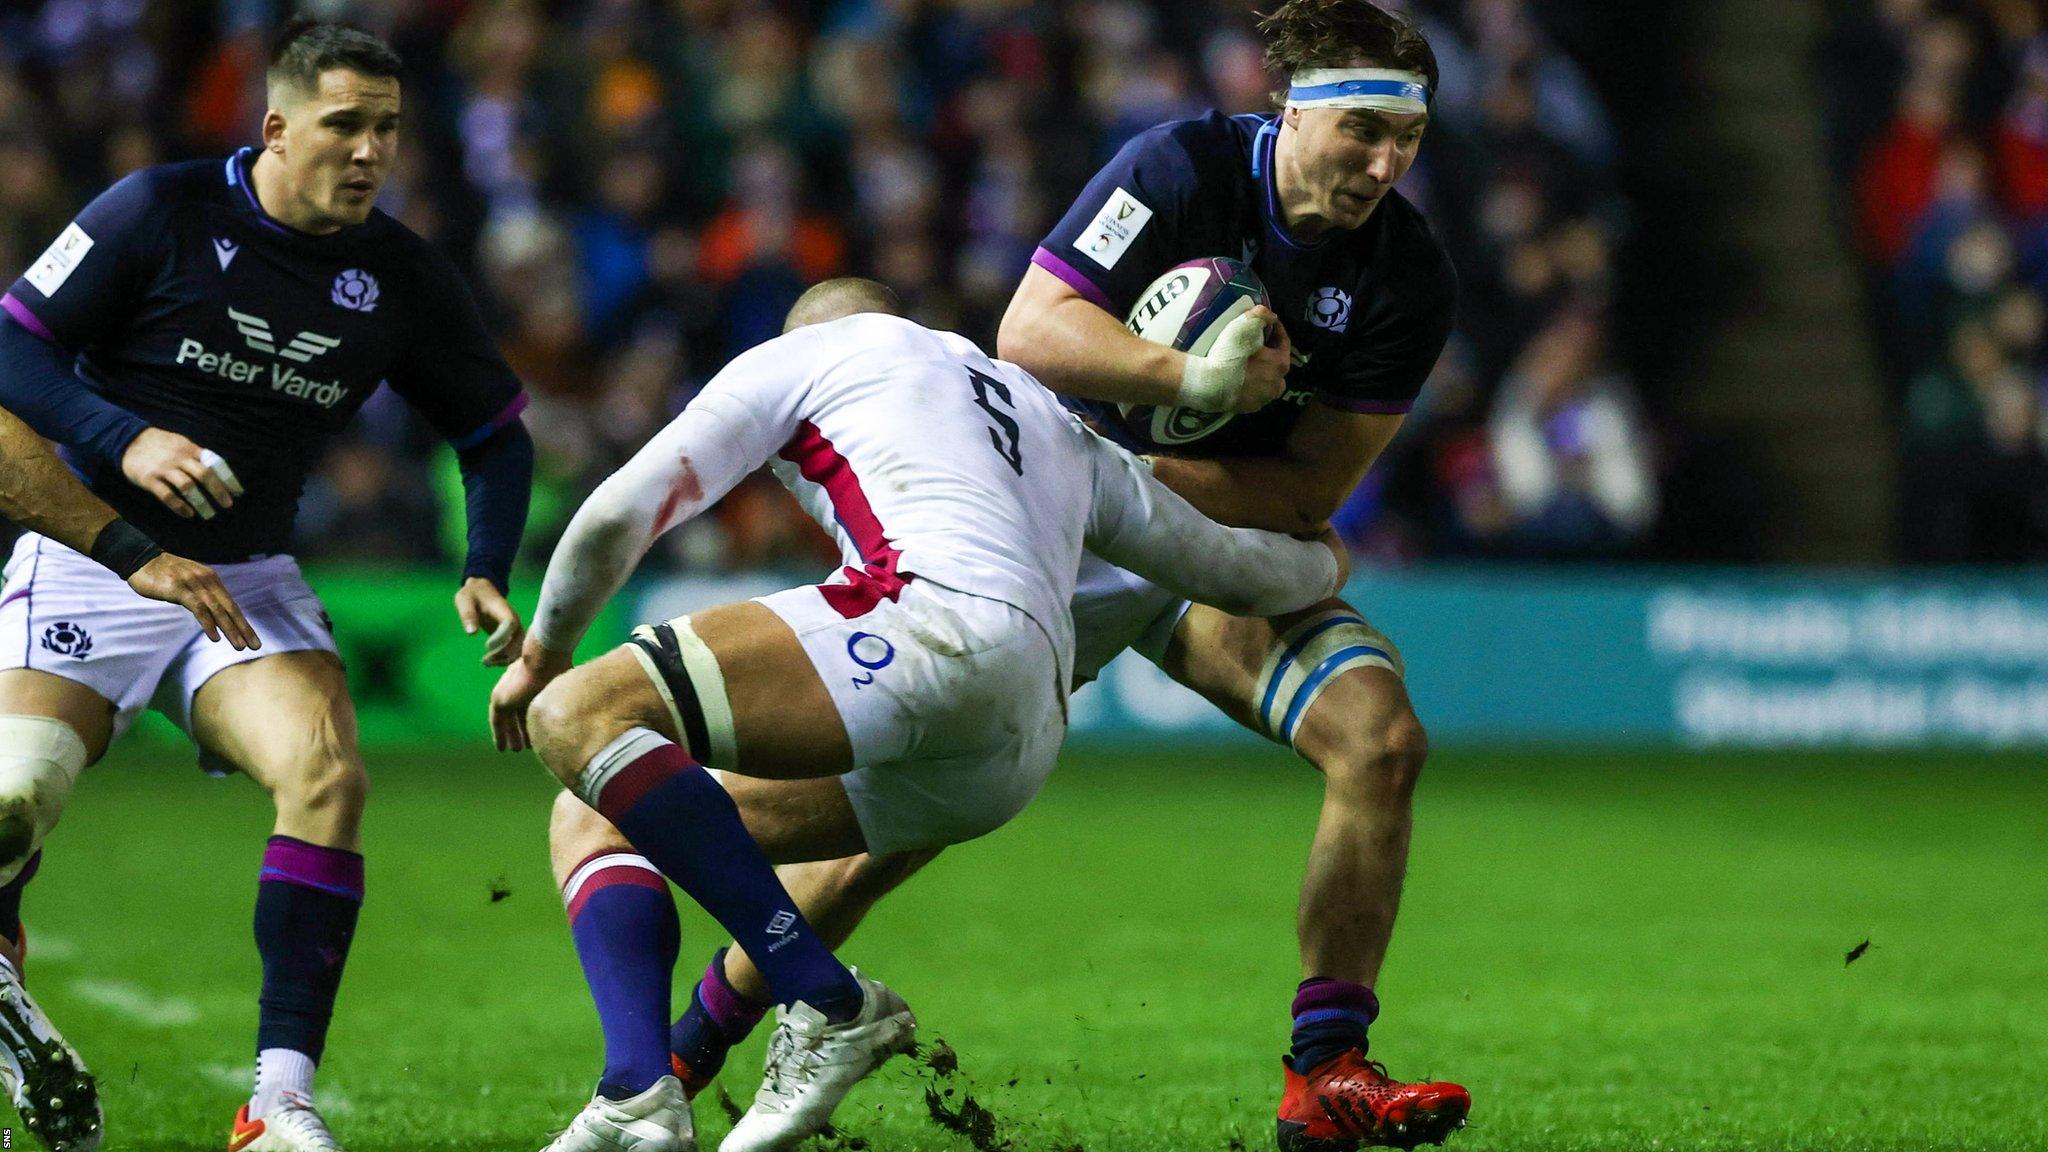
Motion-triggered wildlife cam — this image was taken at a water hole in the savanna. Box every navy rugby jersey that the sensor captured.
[1032,111,1457,458]
[0,148,526,564]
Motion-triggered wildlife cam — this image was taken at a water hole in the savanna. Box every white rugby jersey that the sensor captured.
[530,313,1339,685]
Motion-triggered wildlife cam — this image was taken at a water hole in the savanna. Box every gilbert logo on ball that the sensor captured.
[1119,257,1270,446]
[1126,272,1195,333]
[331,268,380,313]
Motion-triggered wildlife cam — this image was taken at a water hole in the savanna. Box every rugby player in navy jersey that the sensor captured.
[0,20,531,1152]
[663,3,1472,1150]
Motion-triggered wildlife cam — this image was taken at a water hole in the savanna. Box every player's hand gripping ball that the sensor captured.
[1120,257,1277,445]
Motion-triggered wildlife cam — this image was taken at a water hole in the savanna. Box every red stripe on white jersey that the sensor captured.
[778,419,911,618]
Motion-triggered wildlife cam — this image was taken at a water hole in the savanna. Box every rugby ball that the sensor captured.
[1119,257,1270,446]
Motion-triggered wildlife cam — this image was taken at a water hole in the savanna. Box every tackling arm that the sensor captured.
[525,393,782,660]
[1082,432,1344,618]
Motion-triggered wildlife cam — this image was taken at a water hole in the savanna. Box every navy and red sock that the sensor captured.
[585,731,861,1020]
[671,947,770,1085]
[253,836,363,1066]
[562,851,680,1100]
[1289,977,1377,1073]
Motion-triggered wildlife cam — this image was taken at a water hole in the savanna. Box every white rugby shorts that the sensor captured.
[747,577,1066,855]
[0,534,338,741]
[1068,551,1190,685]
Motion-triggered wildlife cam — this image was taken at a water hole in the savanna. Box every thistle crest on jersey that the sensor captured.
[1306,286,1352,332]
[1118,257,1269,446]
[331,269,379,313]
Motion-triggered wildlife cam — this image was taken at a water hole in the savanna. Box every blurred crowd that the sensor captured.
[0,0,1656,577]
[1824,0,2048,561]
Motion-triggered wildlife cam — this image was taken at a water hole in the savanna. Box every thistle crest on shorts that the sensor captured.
[39,621,92,660]
[331,269,379,313]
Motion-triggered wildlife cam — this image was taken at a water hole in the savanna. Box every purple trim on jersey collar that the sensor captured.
[226,148,309,238]
[1318,391,1412,415]
[448,392,530,450]
[0,294,56,344]
[1030,247,1116,313]
[1254,118,1334,254]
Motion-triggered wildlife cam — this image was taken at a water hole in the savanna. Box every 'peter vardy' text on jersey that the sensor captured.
[1033,112,1457,457]
[4,148,524,561]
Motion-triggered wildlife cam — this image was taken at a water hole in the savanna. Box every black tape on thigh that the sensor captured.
[631,622,712,764]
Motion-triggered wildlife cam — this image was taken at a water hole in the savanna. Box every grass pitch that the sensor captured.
[14,741,2045,1151]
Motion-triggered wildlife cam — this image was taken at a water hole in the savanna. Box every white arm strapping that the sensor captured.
[1174,311,1267,413]
[1082,434,1339,618]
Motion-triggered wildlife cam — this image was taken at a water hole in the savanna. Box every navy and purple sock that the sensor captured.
[1289,977,1378,1073]
[253,836,363,1065]
[562,850,681,1100]
[584,730,861,1020]
[0,850,41,955]
[671,947,770,1083]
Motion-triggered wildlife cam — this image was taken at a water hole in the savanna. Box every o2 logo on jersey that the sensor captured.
[331,269,380,313]
[39,621,92,660]
[846,631,895,689]
[1305,286,1352,333]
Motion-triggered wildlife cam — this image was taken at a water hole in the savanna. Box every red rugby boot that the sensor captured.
[1276,1049,1470,1151]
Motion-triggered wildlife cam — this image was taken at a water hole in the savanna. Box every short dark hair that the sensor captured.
[1259,0,1438,97]
[784,278,905,333]
[267,18,402,99]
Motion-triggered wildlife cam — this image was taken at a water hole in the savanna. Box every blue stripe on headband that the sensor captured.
[1288,79,1431,106]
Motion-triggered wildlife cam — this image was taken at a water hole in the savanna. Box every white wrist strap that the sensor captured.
[1173,312,1266,412]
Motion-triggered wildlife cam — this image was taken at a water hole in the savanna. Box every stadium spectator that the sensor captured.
[1487,309,1658,556]
[1826,0,2048,560]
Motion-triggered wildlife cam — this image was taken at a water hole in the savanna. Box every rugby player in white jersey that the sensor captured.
[487,279,1348,1152]
[0,20,532,1151]
[694,4,1474,1150]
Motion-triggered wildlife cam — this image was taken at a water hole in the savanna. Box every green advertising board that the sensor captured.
[127,564,2048,752]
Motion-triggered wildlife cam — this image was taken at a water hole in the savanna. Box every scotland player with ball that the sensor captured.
[0,20,531,1152]
[694,2,1471,1150]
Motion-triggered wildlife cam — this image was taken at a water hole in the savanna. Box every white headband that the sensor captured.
[1286,67,1431,115]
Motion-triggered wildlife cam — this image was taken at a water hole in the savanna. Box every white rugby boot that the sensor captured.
[228,1091,345,1152]
[540,1075,695,1152]
[720,971,915,1152]
[0,954,102,1151]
